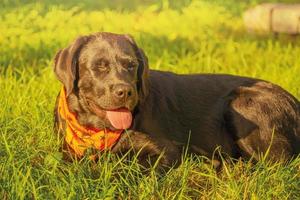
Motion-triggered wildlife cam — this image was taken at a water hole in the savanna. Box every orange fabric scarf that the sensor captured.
[58,87,123,157]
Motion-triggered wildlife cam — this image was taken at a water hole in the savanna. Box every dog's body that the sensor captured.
[132,71,300,161]
[53,32,300,167]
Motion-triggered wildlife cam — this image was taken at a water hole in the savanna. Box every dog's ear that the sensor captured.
[136,48,149,101]
[124,34,149,102]
[54,36,90,96]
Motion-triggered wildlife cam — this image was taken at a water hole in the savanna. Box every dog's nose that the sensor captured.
[112,84,133,100]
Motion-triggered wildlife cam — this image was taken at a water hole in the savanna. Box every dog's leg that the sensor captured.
[225,81,300,162]
[111,131,181,171]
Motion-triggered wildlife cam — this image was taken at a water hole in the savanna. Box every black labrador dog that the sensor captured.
[53,32,300,168]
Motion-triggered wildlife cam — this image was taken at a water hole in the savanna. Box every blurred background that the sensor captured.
[1,0,300,95]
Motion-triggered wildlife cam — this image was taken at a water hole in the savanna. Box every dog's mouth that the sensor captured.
[86,99,133,130]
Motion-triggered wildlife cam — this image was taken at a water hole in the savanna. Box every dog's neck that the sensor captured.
[66,92,109,130]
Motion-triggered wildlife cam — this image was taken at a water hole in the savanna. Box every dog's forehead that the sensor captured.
[87,35,136,57]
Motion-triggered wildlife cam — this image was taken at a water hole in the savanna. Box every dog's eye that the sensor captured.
[94,59,109,71]
[124,61,137,71]
[120,59,136,71]
[127,62,136,71]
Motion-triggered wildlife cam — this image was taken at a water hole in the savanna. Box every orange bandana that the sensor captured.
[58,87,123,157]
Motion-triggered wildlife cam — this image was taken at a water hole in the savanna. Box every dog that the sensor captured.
[53,32,300,169]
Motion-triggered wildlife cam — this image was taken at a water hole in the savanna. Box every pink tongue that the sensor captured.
[106,109,132,130]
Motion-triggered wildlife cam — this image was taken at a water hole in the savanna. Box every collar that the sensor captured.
[58,87,123,157]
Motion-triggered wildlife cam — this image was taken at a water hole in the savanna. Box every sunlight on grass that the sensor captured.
[1,0,300,199]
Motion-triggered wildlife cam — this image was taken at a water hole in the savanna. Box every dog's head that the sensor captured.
[54,32,149,130]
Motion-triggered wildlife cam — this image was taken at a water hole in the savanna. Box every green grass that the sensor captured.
[1,0,300,199]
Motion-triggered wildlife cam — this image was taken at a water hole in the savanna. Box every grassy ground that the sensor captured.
[1,0,300,199]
